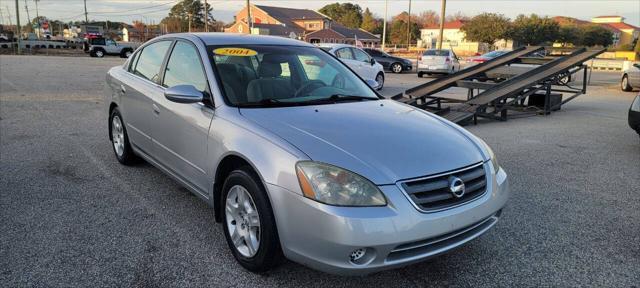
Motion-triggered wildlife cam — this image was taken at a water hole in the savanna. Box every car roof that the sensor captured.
[315,43,355,50]
[154,32,315,47]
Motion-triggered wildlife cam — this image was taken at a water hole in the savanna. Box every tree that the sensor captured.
[160,0,213,32]
[389,12,420,44]
[460,13,510,45]
[416,10,439,28]
[360,8,378,32]
[556,25,582,47]
[319,3,363,28]
[581,25,613,47]
[446,11,470,22]
[507,14,560,46]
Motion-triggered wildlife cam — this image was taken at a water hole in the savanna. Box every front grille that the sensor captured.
[400,162,487,212]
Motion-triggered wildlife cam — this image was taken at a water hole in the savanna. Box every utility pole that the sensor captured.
[203,0,208,32]
[246,0,251,33]
[15,0,21,54]
[34,0,39,39]
[188,13,192,32]
[406,0,412,49]
[24,0,30,33]
[381,0,388,50]
[83,0,88,23]
[437,0,446,50]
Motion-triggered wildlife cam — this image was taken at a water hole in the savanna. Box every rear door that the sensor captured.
[630,64,640,87]
[151,40,214,194]
[120,40,172,153]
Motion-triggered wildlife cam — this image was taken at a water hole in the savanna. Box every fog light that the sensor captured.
[350,248,366,262]
[349,247,375,265]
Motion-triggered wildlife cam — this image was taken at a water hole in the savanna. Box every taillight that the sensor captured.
[445,57,450,63]
[418,55,422,61]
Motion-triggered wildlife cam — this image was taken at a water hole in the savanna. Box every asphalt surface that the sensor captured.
[1,55,639,287]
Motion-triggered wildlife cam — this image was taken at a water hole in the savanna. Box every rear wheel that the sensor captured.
[391,63,403,73]
[221,167,283,272]
[121,49,133,58]
[621,74,633,91]
[93,49,105,58]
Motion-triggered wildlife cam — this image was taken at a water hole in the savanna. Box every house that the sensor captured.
[122,26,161,42]
[554,16,639,48]
[419,20,511,56]
[225,5,379,46]
[591,16,639,48]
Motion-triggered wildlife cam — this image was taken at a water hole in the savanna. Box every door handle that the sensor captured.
[152,103,160,115]
[120,84,126,94]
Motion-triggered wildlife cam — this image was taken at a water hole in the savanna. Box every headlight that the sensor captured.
[477,138,500,172]
[295,161,387,206]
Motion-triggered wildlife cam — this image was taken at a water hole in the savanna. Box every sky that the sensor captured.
[0,0,638,27]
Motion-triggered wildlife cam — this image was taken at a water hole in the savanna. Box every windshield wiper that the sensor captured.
[236,98,288,108]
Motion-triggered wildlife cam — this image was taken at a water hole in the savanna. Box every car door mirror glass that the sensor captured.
[164,85,203,104]
[370,58,376,65]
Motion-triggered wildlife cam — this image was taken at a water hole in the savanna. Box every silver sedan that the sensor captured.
[105,33,509,275]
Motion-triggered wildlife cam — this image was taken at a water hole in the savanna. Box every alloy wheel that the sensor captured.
[225,185,261,258]
[392,63,402,73]
[111,115,125,157]
[376,74,384,88]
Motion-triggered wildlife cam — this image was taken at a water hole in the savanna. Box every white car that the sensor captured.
[319,43,385,90]
[622,62,640,91]
[417,49,461,77]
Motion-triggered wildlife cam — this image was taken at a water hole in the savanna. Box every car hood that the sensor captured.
[240,100,484,184]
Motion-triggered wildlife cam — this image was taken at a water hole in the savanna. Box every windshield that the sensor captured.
[482,50,508,58]
[423,49,449,56]
[209,45,378,107]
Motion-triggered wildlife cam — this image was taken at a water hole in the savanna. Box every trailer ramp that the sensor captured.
[396,47,605,124]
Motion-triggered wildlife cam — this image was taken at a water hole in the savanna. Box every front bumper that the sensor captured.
[267,162,509,275]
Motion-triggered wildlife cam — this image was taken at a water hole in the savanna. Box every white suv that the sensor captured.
[319,43,385,90]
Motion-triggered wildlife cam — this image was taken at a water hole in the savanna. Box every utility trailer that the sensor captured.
[393,47,605,124]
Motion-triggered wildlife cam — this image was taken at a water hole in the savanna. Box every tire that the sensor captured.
[418,71,424,78]
[621,74,633,91]
[94,49,105,58]
[121,49,133,58]
[375,73,384,90]
[109,108,138,165]
[391,62,403,73]
[221,167,283,273]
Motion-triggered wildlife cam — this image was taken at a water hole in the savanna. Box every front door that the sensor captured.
[121,40,172,153]
[352,48,375,80]
[152,40,213,194]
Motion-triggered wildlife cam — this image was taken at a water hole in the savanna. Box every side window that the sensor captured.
[163,41,207,92]
[106,39,116,46]
[335,47,354,60]
[134,41,171,83]
[353,48,370,63]
[127,51,140,72]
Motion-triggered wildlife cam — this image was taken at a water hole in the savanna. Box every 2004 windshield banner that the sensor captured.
[213,47,257,57]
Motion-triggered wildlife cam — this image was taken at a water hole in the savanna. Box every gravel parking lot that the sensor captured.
[1,55,639,287]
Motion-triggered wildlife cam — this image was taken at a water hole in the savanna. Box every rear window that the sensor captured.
[423,50,450,56]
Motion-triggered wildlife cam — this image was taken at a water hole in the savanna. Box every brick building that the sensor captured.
[225,5,379,45]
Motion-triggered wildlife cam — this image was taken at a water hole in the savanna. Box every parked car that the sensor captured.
[417,49,460,77]
[362,48,413,73]
[318,43,385,90]
[105,33,509,275]
[621,62,640,91]
[630,93,640,136]
[88,37,139,58]
[468,50,511,64]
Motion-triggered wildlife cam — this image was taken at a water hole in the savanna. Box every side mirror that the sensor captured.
[370,58,376,65]
[164,85,203,104]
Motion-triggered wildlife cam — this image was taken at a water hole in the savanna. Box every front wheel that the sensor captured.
[375,73,384,90]
[621,74,633,91]
[222,167,283,272]
[391,63,403,73]
[109,108,138,165]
